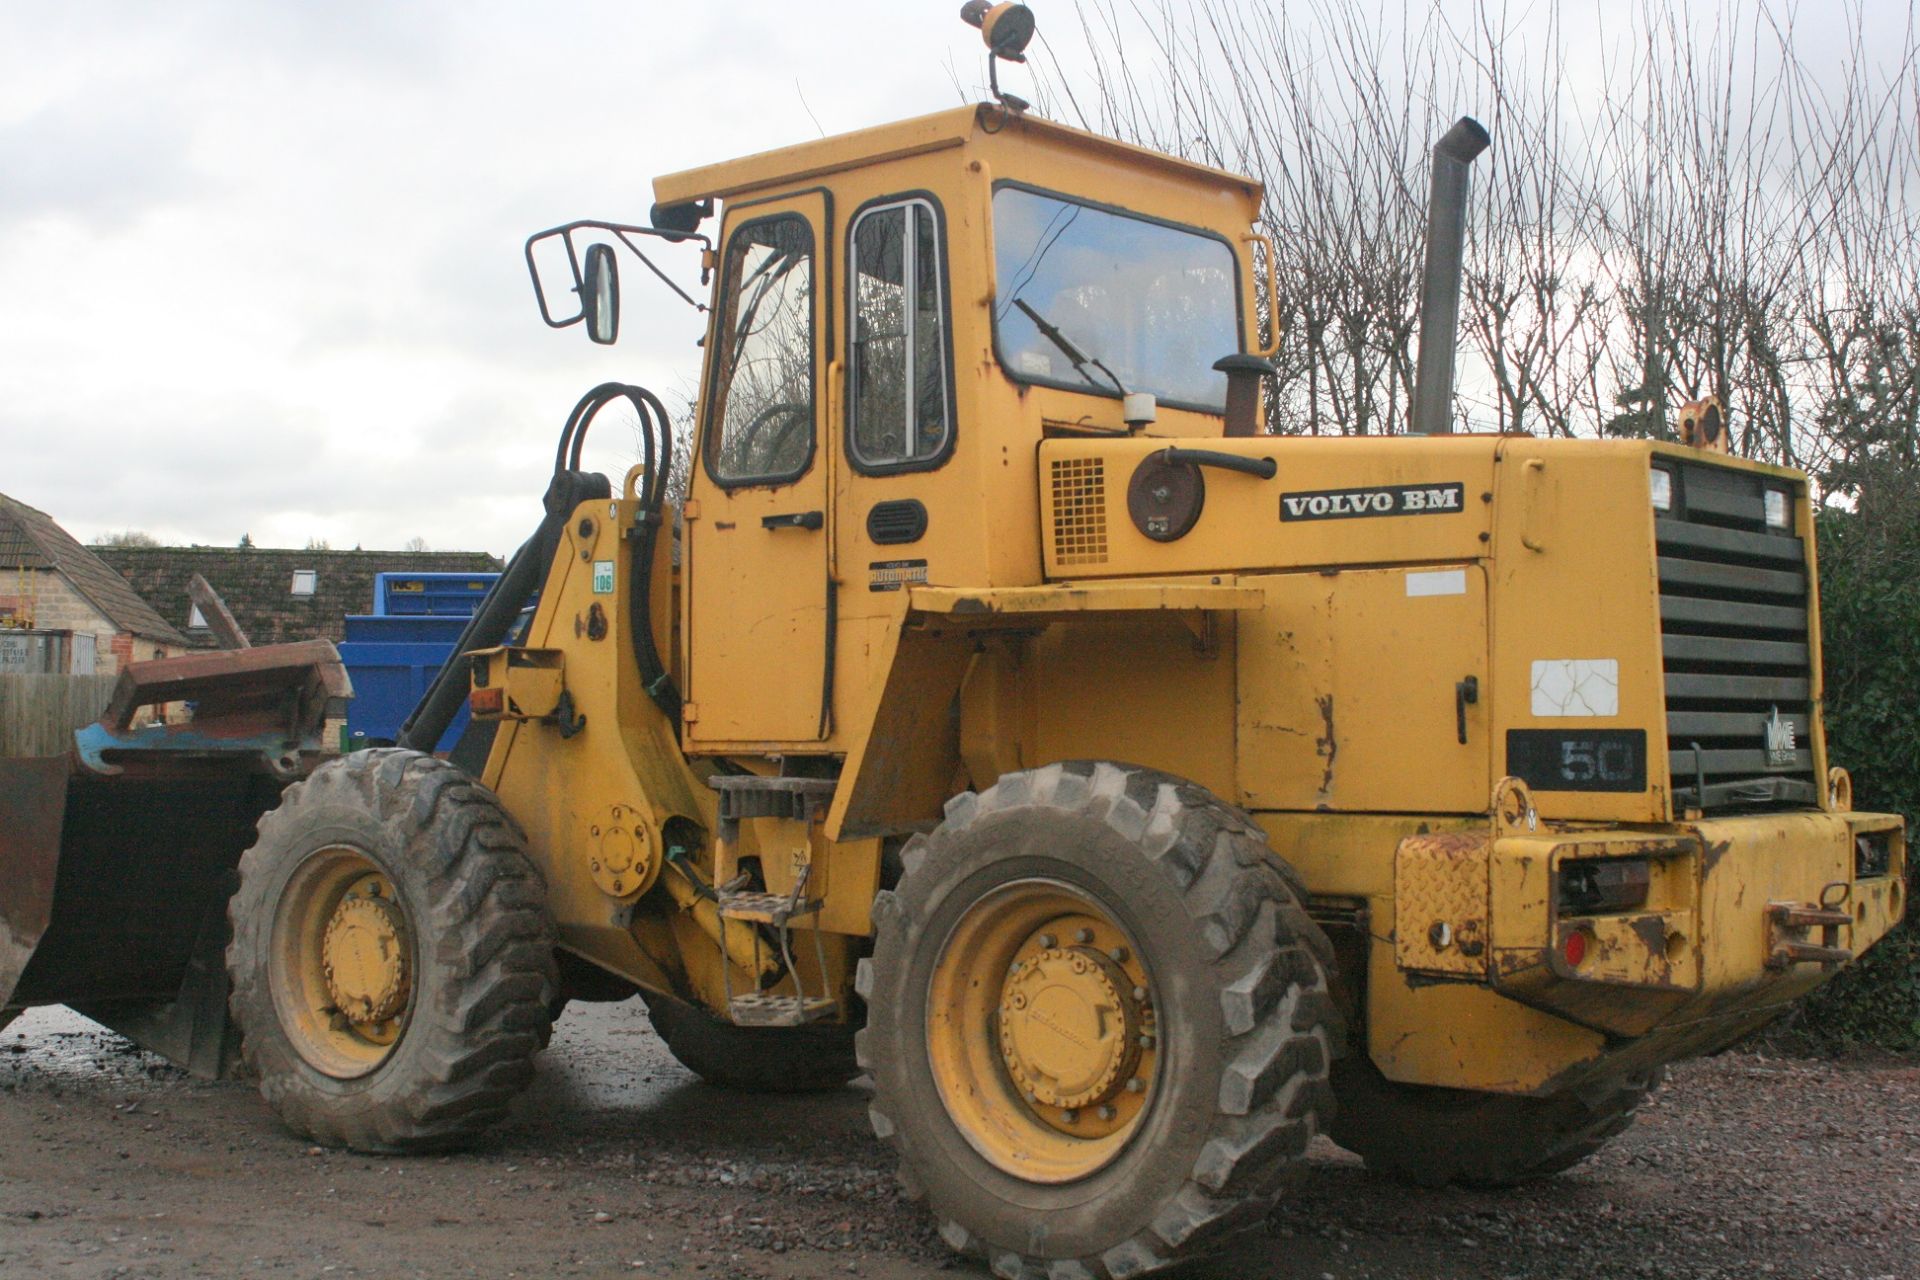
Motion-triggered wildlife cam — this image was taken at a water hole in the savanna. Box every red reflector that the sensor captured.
[1563,930,1588,967]
[470,686,504,715]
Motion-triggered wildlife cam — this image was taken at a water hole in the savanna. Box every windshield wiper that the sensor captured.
[1011,298,1127,396]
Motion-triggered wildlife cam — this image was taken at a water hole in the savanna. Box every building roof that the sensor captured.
[652,104,1260,206]
[98,545,504,649]
[0,493,190,645]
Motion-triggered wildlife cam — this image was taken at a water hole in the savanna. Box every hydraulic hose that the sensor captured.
[399,380,681,752]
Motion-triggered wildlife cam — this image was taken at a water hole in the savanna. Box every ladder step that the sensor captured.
[718,890,821,926]
[728,994,837,1028]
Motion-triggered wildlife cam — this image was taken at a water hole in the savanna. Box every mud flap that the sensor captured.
[0,641,350,1078]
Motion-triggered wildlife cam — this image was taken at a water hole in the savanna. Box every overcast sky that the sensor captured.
[4,2,1912,554]
[1,2,1011,554]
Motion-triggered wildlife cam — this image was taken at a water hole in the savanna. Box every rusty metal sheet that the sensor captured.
[78,640,350,777]
[0,756,70,1008]
[1395,831,1491,976]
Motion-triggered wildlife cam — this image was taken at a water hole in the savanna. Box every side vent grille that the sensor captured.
[1050,457,1108,566]
[867,499,928,545]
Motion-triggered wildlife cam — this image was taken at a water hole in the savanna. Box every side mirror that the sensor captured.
[582,243,620,345]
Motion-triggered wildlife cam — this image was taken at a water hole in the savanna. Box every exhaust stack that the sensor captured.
[1409,116,1491,435]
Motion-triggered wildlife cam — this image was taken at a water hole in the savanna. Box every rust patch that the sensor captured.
[0,756,72,1006]
[1315,693,1337,798]
[1630,914,1674,980]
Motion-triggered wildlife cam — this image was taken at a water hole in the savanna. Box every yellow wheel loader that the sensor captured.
[2,9,1905,1276]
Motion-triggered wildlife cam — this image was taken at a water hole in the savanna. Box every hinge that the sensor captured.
[681,701,699,723]
[682,499,701,521]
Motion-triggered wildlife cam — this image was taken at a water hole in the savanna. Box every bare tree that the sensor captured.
[1037,0,1920,481]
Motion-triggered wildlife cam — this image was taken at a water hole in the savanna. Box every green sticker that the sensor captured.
[592,560,615,594]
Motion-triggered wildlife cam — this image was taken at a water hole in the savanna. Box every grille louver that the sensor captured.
[1050,457,1109,566]
[1656,460,1818,812]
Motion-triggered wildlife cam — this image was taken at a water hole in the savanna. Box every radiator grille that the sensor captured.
[1656,459,1818,812]
[1050,457,1109,566]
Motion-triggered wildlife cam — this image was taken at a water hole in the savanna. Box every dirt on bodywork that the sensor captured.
[1,1003,1915,1280]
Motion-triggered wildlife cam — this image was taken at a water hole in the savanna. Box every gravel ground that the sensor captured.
[1,1001,1914,1280]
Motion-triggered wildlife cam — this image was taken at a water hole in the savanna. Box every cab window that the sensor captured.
[707,215,816,485]
[848,198,951,470]
[992,185,1239,412]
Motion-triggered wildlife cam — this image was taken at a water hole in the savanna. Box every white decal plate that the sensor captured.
[1405,569,1468,597]
[1531,659,1620,717]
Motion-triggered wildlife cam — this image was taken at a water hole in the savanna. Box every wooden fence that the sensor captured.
[0,673,117,757]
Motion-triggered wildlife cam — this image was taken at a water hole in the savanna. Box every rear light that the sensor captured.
[470,686,505,715]
[1558,858,1652,915]
[1856,831,1894,879]
[1563,930,1589,967]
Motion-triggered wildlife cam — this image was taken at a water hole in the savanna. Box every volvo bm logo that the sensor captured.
[1764,706,1797,769]
[1279,481,1465,522]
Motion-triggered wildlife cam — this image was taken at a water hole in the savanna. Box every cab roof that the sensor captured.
[651,104,1260,207]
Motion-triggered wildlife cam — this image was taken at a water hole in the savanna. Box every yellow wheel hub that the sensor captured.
[322,893,411,1025]
[927,883,1159,1183]
[270,848,414,1078]
[998,944,1142,1112]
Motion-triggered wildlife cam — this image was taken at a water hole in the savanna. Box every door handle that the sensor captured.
[762,510,824,530]
[1455,676,1479,745]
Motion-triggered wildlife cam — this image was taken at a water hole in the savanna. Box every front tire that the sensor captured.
[1329,1053,1662,1187]
[862,762,1339,1278]
[226,749,556,1153]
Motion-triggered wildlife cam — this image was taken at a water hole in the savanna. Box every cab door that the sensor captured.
[685,192,832,745]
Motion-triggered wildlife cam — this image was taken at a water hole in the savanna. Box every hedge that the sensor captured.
[1786,502,1920,1050]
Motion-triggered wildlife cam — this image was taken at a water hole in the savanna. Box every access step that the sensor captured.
[717,889,822,927]
[728,993,838,1027]
[707,775,838,839]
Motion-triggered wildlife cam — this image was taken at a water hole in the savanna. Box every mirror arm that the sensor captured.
[524,220,714,331]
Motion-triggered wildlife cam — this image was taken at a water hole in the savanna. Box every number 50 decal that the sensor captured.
[1509,730,1648,793]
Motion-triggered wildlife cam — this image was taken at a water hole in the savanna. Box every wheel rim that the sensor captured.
[269,845,414,1079]
[926,879,1159,1183]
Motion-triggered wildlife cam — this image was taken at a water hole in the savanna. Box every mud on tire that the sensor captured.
[859,761,1340,1279]
[1330,1053,1662,1188]
[226,749,557,1153]
[641,992,860,1093]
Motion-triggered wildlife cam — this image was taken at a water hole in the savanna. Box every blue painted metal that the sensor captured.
[340,574,504,750]
[373,571,502,617]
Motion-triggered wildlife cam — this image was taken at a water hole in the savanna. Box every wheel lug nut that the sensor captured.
[1039,933,1056,948]
[1074,928,1094,944]
[1138,1035,1155,1049]
[1098,1105,1116,1121]
[1131,985,1147,1001]
[1110,946,1130,963]
[1062,1109,1079,1124]
[1127,1077,1145,1093]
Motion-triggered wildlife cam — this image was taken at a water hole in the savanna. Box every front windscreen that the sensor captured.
[992,186,1239,411]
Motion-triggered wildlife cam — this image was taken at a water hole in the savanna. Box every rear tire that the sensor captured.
[1329,1053,1662,1187]
[862,761,1340,1278]
[226,749,556,1153]
[641,992,859,1092]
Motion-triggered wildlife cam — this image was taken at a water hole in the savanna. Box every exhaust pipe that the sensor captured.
[1409,116,1491,436]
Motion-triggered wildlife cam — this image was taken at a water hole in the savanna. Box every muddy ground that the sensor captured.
[1,1002,1913,1280]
